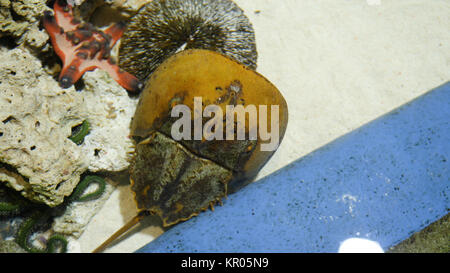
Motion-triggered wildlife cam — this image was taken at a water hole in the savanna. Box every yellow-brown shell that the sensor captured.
[130,49,288,226]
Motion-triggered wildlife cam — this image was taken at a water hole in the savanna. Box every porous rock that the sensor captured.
[0,48,138,206]
[80,69,138,173]
[110,0,151,14]
[0,47,88,206]
[0,239,26,253]
[0,0,141,241]
[74,0,150,24]
[0,0,50,49]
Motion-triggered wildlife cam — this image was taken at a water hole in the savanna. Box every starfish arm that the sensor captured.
[58,57,87,88]
[104,21,127,48]
[42,11,74,66]
[96,58,144,93]
[54,0,79,32]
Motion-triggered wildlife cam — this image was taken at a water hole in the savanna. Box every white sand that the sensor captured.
[78,0,450,252]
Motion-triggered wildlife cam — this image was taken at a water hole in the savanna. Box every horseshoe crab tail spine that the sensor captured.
[92,211,147,253]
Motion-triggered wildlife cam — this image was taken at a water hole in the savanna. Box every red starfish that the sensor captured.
[42,0,143,93]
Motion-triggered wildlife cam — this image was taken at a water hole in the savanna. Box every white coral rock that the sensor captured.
[0,48,88,206]
[0,47,138,206]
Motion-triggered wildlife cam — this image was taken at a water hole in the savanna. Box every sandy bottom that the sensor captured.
[78,0,450,252]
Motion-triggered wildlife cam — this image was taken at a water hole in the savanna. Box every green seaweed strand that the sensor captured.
[0,194,30,216]
[46,234,68,253]
[12,174,107,253]
[69,120,90,145]
[4,174,106,253]
[15,212,41,253]
[0,202,22,215]
[15,212,68,253]
[70,175,106,202]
